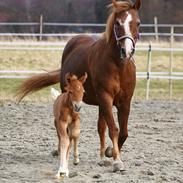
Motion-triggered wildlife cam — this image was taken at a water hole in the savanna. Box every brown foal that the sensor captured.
[53,73,87,178]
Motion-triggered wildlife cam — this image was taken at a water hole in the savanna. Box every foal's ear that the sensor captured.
[65,73,77,84]
[79,72,88,84]
[65,73,72,84]
[133,0,141,10]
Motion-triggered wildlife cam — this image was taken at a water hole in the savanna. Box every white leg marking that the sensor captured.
[123,12,133,58]
[56,138,70,178]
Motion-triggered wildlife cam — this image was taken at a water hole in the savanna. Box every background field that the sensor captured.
[0,41,183,102]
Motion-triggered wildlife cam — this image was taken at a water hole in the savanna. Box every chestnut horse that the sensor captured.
[52,73,87,178]
[17,0,141,172]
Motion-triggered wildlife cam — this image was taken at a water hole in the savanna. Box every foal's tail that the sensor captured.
[17,69,61,102]
[51,88,60,100]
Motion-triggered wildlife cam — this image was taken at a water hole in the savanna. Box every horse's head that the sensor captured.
[108,0,141,60]
[64,73,87,112]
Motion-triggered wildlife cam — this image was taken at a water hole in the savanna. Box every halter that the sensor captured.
[113,24,137,61]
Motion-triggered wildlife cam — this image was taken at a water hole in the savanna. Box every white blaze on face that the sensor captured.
[123,12,133,58]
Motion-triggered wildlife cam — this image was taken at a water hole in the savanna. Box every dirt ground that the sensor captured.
[0,100,183,183]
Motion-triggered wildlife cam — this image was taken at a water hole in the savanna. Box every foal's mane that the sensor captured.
[104,0,133,43]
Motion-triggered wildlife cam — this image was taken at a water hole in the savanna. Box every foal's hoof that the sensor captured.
[113,160,125,172]
[52,150,59,157]
[56,168,69,179]
[56,172,67,179]
[105,147,113,158]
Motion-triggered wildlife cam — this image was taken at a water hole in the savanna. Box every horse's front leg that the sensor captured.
[98,92,124,172]
[56,120,70,178]
[98,107,107,160]
[52,119,60,156]
[117,101,131,151]
[69,118,80,165]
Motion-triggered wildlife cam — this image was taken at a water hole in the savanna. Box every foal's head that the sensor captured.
[65,73,87,112]
[106,0,141,60]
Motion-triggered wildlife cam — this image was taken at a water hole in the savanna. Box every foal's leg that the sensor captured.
[52,119,60,156]
[117,102,131,151]
[98,92,124,172]
[56,120,70,178]
[98,107,107,160]
[69,118,80,165]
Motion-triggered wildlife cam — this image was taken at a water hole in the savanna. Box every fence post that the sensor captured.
[39,14,43,41]
[169,26,174,100]
[154,16,159,42]
[146,43,152,100]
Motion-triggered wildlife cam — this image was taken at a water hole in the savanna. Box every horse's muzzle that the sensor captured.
[73,101,82,112]
[74,105,82,112]
[120,47,135,61]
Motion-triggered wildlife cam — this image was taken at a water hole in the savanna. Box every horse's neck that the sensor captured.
[104,34,122,61]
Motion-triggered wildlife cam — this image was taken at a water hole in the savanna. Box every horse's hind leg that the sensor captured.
[98,107,107,160]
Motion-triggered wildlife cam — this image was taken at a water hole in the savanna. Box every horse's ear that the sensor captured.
[133,0,141,10]
[79,72,88,84]
[112,0,118,8]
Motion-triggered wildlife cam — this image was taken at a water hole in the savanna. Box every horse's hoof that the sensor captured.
[113,160,125,172]
[73,158,79,165]
[105,147,113,158]
[98,160,112,167]
[52,150,59,157]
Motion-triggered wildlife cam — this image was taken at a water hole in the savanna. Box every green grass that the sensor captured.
[0,78,60,102]
[134,51,183,72]
[0,50,62,70]
[0,42,183,101]
[1,78,182,102]
[134,79,183,100]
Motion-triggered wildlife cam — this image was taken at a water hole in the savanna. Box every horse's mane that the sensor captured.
[104,0,133,43]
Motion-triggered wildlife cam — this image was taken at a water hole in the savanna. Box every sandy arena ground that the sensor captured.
[0,101,183,183]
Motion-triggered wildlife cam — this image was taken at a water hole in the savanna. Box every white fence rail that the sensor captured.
[0,39,182,99]
[1,70,183,80]
[0,20,183,40]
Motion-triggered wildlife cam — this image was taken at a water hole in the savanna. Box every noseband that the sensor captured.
[113,24,138,61]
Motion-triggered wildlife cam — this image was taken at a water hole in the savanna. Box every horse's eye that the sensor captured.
[137,21,141,27]
[116,21,121,27]
[69,90,73,94]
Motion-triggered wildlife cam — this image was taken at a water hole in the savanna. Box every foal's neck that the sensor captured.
[62,92,72,109]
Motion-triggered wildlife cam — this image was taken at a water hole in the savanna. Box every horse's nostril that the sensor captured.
[74,104,81,112]
[120,48,126,60]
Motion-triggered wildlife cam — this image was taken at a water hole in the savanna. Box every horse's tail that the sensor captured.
[17,69,61,102]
